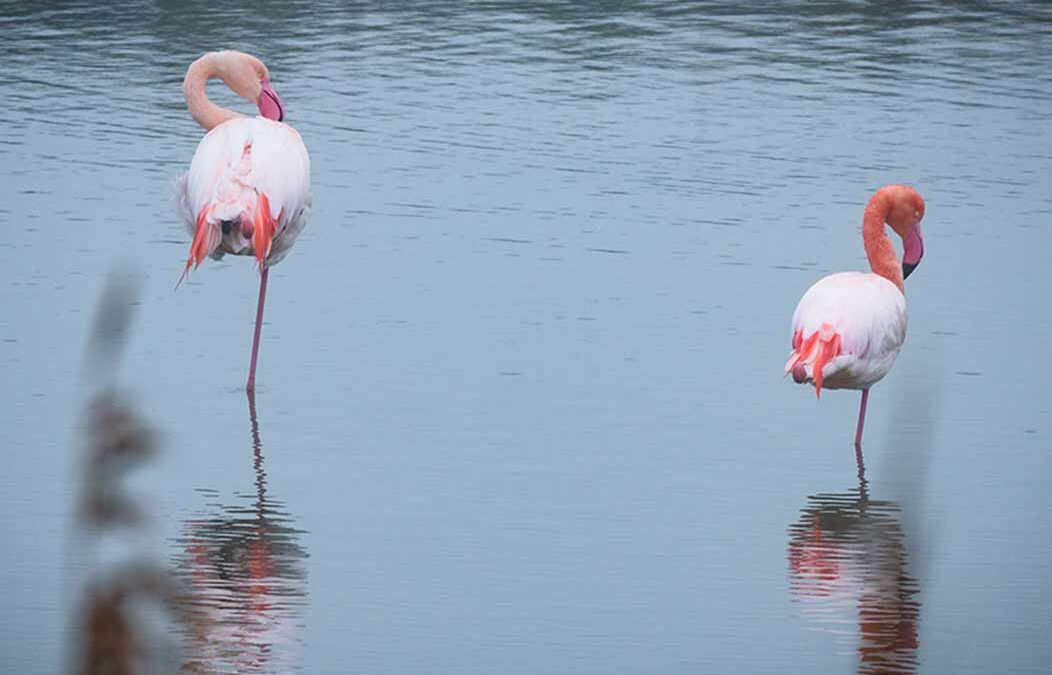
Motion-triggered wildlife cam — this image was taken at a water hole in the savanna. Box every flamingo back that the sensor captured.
[175,117,311,276]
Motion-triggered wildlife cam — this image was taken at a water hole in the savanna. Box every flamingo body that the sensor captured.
[787,272,906,392]
[176,117,311,270]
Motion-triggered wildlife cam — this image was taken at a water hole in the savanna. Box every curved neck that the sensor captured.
[183,55,243,131]
[862,191,904,293]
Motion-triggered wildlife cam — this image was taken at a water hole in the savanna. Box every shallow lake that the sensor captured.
[2,2,1050,673]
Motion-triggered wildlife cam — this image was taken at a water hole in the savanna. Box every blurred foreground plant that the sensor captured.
[72,269,201,675]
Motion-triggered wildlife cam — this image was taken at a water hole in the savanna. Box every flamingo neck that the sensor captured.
[183,54,243,131]
[862,190,904,293]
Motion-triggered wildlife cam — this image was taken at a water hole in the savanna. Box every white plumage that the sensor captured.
[175,117,311,267]
[789,272,907,391]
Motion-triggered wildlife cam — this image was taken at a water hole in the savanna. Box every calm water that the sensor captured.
[2,1,1051,673]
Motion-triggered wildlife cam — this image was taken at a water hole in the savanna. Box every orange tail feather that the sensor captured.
[177,208,214,288]
[785,324,843,398]
[253,193,276,270]
[785,330,819,373]
[810,325,842,397]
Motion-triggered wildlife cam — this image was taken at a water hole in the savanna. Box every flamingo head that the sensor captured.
[884,186,926,279]
[210,51,286,123]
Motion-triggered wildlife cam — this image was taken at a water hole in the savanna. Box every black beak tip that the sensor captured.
[902,262,918,279]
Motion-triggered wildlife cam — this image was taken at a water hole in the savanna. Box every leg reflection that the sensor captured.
[787,447,921,674]
[173,391,310,674]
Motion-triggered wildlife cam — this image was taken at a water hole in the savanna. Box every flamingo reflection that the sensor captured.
[787,451,921,674]
[173,391,309,674]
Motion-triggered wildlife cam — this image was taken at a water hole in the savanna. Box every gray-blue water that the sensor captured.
[2,2,1051,673]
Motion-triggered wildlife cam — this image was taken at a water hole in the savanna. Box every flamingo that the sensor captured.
[175,50,312,391]
[785,185,925,448]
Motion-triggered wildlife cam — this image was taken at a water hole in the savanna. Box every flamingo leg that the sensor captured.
[854,388,870,449]
[246,268,269,391]
[854,434,867,489]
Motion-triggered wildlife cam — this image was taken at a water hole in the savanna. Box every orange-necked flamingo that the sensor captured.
[785,185,926,448]
[175,50,312,390]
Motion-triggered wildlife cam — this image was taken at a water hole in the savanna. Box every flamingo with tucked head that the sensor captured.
[175,50,312,391]
[785,185,926,448]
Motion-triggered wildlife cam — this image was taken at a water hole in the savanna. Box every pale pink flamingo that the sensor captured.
[175,50,311,390]
[785,185,925,448]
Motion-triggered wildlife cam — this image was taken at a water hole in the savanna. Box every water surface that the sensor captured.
[2,2,1051,673]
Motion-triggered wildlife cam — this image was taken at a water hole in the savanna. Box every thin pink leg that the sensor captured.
[246,268,269,391]
[854,388,869,449]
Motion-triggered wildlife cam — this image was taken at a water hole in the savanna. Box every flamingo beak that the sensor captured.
[258,78,285,122]
[902,224,924,279]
